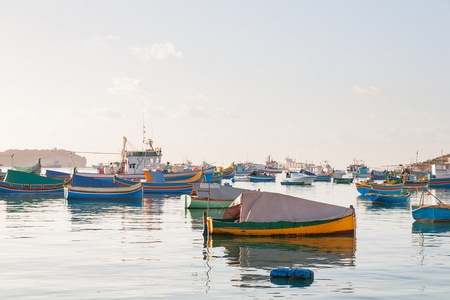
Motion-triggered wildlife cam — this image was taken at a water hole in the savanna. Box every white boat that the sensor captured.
[281,171,317,185]
[77,136,163,181]
[333,170,346,179]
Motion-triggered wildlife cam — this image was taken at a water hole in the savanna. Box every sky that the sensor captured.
[1,0,449,170]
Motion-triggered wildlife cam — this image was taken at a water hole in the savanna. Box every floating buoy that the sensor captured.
[270,268,314,279]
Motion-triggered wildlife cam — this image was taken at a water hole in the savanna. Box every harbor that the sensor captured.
[1,167,450,298]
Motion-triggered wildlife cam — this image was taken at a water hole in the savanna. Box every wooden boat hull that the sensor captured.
[181,195,233,209]
[211,172,223,183]
[355,183,372,195]
[314,174,332,182]
[429,177,450,188]
[163,169,207,182]
[249,176,275,182]
[65,183,143,200]
[404,180,429,189]
[334,178,353,184]
[221,165,236,179]
[369,182,404,195]
[208,214,355,236]
[114,177,193,194]
[0,181,64,194]
[412,204,450,222]
[366,191,410,204]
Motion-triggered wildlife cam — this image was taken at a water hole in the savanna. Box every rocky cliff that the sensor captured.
[0,149,86,168]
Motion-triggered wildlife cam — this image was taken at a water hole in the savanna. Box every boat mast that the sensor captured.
[121,136,127,174]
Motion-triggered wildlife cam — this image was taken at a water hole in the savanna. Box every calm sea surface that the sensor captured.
[1,172,450,299]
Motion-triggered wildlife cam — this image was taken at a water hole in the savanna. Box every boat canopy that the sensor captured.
[72,174,125,188]
[4,169,64,184]
[194,183,254,200]
[222,192,354,223]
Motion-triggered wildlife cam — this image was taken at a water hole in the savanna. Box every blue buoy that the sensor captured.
[270,268,314,279]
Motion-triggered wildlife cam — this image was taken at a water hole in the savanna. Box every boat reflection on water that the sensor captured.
[204,235,356,288]
[411,221,450,266]
[412,221,450,235]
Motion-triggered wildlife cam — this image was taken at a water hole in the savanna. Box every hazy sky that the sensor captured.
[1,0,449,169]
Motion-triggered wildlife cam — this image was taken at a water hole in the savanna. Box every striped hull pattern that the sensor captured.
[248,176,276,182]
[369,182,404,195]
[355,184,372,196]
[222,167,236,179]
[208,214,356,236]
[412,204,450,222]
[65,183,143,200]
[114,177,193,194]
[429,178,450,188]
[0,181,64,194]
[314,174,332,182]
[211,172,223,183]
[366,191,410,204]
[181,195,234,209]
[404,180,429,189]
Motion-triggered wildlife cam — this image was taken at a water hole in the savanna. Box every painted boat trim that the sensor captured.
[209,214,355,236]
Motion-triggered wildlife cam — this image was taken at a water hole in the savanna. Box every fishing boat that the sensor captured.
[429,163,450,188]
[163,167,215,182]
[235,162,255,176]
[248,170,276,182]
[76,136,163,181]
[65,174,143,201]
[369,181,404,194]
[181,183,254,209]
[370,170,387,180]
[114,170,195,194]
[366,191,411,204]
[221,164,236,179]
[314,173,332,182]
[263,156,283,173]
[281,171,316,185]
[355,179,374,195]
[333,170,346,179]
[45,169,71,181]
[205,191,356,236]
[0,169,66,194]
[404,178,429,189]
[334,177,354,184]
[347,160,370,178]
[13,159,42,175]
[355,179,403,195]
[412,190,450,222]
[211,171,223,183]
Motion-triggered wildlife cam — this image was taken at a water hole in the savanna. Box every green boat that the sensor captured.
[334,177,354,184]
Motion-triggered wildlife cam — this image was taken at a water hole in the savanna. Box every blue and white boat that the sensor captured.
[281,171,316,185]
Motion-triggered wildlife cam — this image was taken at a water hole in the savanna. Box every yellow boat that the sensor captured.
[206,191,356,236]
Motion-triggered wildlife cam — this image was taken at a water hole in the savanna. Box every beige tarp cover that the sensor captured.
[222,191,354,223]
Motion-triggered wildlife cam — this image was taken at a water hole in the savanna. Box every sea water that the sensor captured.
[1,174,450,299]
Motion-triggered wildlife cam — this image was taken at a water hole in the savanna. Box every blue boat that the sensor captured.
[412,190,450,222]
[65,175,143,200]
[429,177,450,188]
[366,191,410,204]
[248,170,276,182]
[114,173,193,195]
